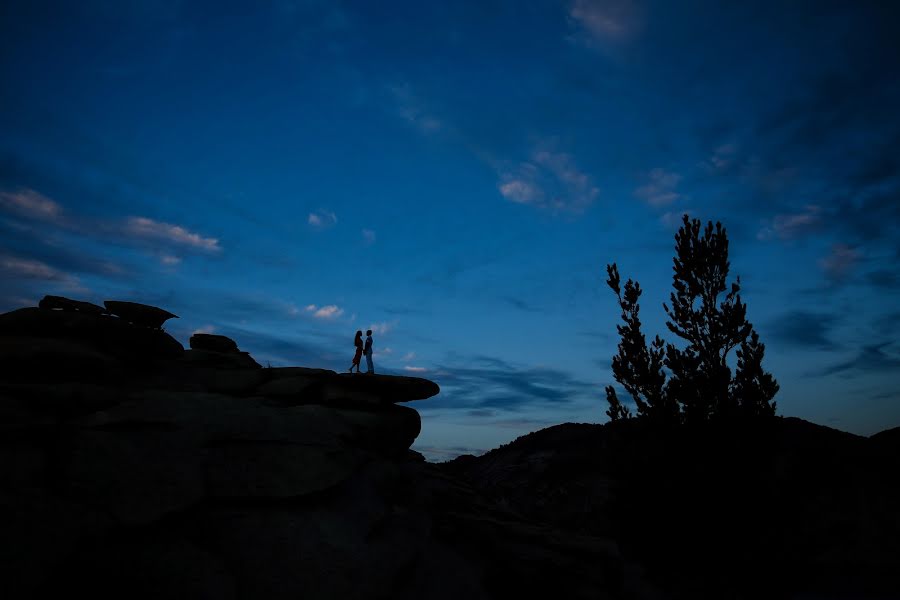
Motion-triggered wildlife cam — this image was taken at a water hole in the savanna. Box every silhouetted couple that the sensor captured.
[349,329,374,374]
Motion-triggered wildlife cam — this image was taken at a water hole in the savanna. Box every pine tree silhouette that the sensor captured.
[605,214,778,423]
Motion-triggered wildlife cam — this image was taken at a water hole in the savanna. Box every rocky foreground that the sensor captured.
[0,298,634,600]
[2,297,899,599]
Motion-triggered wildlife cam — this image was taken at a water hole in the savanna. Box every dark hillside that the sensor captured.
[442,417,900,599]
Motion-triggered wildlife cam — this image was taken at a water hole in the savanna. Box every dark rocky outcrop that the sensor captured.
[0,307,184,376]
[38,295,107,316]
[185,332,261,369]
[189,332,239,353]
[7,297,892,599]
[443,418,900,599]
[0,299,634,600]
[104,300,178,329]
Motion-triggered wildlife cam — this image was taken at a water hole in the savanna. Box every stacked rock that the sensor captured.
[184,332,262,370]
[103,300,178,329]
[0,295,442,597]
[0,296,627,600]
[0,295,184,384]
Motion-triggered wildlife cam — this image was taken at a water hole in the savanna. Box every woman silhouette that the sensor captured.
[349,330,363,373]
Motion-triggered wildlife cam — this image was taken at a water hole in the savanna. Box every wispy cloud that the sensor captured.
[361,228,376,245]
[404,365,427,372]
[424,355,598,412]
[0,254,86,293]
[308,209,338,229]
[758,205,822,240]
[1,255,70,280]
[498,149,598,214]
[768,310,838,350]
[125,217,221,252]
[0,188,64,222]
[305,304,344,319]
[820,342,900,377]
[820,243,862,281]
[1,189,221,273]
[635,168,682,206]
[704,143,739,173]
[369,321,393,335]
[499,177,543,205]
[568,0,642,46]
[390,83,442,134]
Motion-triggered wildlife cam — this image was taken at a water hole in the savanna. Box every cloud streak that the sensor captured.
[0,254,86,295]
[0,188,63,222]
[390,83,442,134]
[1,255,71,281]
[568,0,641,45]
[820,343,900,377]
[308,210,338,229]
[305,304,344,320]
[124,217,221,252]
[758,205,823,240]
[424,355,598,412]
[498,149,598,214]
[820,244,862,282]
[634,168,682,207]
[768,310,838,351]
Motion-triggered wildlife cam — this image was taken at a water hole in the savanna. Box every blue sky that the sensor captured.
[2,0,899,460]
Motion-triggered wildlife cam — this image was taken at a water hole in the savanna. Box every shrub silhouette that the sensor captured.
[605,214,778,423]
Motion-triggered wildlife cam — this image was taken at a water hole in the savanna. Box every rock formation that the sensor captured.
[8,295,893,598]
[38,295,107,316]
[104,299,179,329]
[186,331,262,370]
[0,296,634,600]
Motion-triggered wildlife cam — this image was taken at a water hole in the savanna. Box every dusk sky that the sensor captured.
[2,1,899,459]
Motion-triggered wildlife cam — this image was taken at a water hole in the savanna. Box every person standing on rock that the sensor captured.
[364,329,374,374]
[350,330,363,373]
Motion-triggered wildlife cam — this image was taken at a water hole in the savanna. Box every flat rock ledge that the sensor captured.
[0,297,440,404]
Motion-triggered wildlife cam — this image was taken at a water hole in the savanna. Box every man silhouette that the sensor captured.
[364,329,374,374]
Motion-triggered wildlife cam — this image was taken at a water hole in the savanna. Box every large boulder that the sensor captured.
[39,295,107,316]
[335,373,440,403]
[0,307,184,361]
[333,403,422,455]
[104,300,178,329]
[78,392,370,501]
[189,333,239,353]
